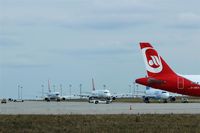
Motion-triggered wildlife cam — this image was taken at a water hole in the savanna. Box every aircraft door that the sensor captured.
[177,77,184,89]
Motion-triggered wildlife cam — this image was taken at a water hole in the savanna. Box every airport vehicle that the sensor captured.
[81,78,115,104]
[88,89,112,104]
[1,98,7,104]
[90,99,112,104]
[44,80,61,101]
[135,42,200,101]
[143,86,176,103]
[13,99,24,102]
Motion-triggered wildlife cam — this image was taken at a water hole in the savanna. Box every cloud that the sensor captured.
[0,51,51,69]
[168,12,200,30]
[51,41,135,58]
[6,0,197,33]
[179,13,200,21]
[0,63,48,69]
[169,13,200,29]
[0,37,22,47]
[0,0,156,30]
[55,48,133,57]
[1,0,200,98]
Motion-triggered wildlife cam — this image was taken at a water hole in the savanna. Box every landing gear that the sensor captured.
[56,98,61,102]
[144,97,150,103]
[181,97,189,103]
[45,98,50,102]
[106,100,110,104]
[88,97,95,103]
[163,99,168,103]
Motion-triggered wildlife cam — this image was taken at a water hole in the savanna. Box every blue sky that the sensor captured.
[1,0,200,98]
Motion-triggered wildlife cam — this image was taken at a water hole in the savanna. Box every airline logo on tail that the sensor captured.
[142,47,163,73]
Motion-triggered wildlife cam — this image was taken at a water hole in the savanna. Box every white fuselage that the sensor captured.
[145,88,170,100]
[91,89,111,98]
[45,92,60,100]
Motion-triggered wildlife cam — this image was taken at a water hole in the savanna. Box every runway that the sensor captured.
[0,101,200,115]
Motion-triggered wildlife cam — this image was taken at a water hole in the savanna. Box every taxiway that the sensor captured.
[0,101,200,115]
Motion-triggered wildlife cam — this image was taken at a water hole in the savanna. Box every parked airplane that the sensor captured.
[44,80,61,101]
[135,42,200,101]
[143,86,176,103]
[81,78,115,104]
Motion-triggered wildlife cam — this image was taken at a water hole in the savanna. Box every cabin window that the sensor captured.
[191,82,196,84]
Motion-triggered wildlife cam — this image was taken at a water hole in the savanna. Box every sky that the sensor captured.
[1,0,200,99]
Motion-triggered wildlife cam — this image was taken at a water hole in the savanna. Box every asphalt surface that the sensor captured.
[0,101,200,115]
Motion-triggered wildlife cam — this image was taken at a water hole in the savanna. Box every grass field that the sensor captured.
[0,114,199,133]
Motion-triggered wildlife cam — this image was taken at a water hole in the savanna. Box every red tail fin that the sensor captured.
[140,42,176,77]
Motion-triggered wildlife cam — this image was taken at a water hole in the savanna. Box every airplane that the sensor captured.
[143,86,176,103]
[44,80,61,102]
[81,78,115,104]
[135,42,200,101]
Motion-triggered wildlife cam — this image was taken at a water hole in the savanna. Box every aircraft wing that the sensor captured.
[79,92,92,98]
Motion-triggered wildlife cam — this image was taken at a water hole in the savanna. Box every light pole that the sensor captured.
[41,84,44,98]
[133,82,135,96]
[21,86,23,100]
[60,84,62,96]
[18,85,20,99]
[103,84,106,90]
[69,84,72,100]
[129,85,131,94]
[136,84,139,97]
[80,84,82,99]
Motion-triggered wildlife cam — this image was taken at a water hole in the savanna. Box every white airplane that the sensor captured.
[81,78,115,104]
[44,80,61,101]
[143,86,176,103]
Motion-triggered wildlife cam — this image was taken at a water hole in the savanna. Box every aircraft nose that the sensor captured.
[162,93,169,99]
[107,93,111,97]
[135,79,139,83]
